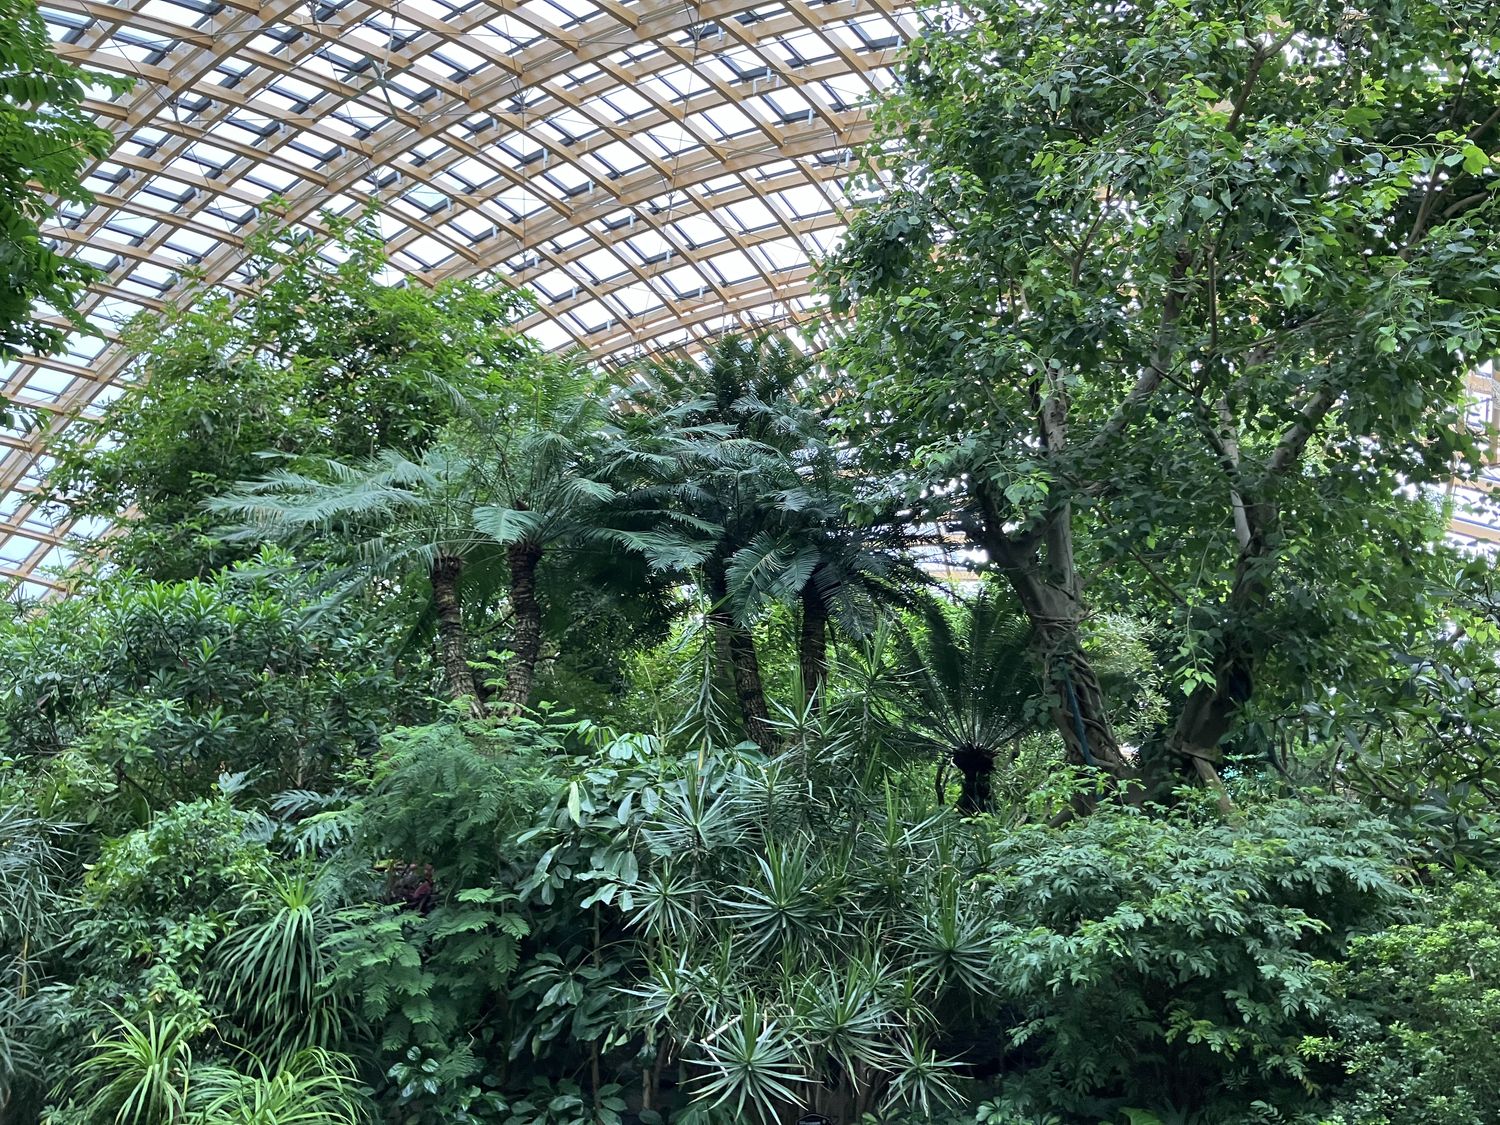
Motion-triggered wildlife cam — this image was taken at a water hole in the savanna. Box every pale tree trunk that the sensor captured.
[974,381,1136,790]
[431,553,484,717]
[1168,385,1341,809]
[500,540,544,709]
[705,561,775,749]
[798,578,830,712]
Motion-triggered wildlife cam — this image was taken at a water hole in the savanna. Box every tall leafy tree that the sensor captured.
[0,549,409,807]
[44,213,531,578]
[828,0,1500,792]
[0,0,126,365]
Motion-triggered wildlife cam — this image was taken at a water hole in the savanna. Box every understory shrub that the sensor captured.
[977,796,1407,1122]
[1307,872,1500,1125]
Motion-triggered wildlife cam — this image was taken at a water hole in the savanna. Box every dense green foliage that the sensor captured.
[0,0,126,367]
[827,0,1500,793]
[43,214,535,579]
[7,2,1500,1123]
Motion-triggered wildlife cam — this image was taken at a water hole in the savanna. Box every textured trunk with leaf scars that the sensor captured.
[501,540,544,708]
[798,579,830,712]
[431,553,483,717]
[952,743,996,814]
[705,561,775,749]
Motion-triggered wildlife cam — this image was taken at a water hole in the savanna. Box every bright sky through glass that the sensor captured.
[3,0,1495,592]
[0,0,919,591]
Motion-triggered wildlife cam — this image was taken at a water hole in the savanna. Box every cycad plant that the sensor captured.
[727,495,926,709]
[209,442,493,712]
[464,355,623,708]
[896,591,1044,813]
[212,355,621,712]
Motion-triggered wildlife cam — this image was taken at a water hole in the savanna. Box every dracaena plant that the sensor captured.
[209,865,347,1059]
[190,1047,373,1125]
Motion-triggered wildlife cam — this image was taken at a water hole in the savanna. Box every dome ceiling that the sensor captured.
[2,0,917,592]
[3,0,1495,594]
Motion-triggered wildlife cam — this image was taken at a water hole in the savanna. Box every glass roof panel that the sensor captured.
[1,0,924,584]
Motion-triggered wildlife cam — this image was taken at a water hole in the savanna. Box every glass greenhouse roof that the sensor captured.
[4,0,1497,595]
[1,0,918,593]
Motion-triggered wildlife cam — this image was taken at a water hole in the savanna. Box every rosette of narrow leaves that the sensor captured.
[901,875,998,1000]
[639,780,747,861]
[190,1047,373,1125]
[210,866,346,1058]
[796,959,905,1091]
[628,860,710,942]
[74,1010,204,1125]
[719,841,826,957]
[882,1032,968,1120]
[686,994,810,1124]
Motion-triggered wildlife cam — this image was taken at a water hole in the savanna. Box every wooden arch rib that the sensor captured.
[0,0,917,586]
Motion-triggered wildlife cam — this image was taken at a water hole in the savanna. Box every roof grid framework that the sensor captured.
[1,0,920,592]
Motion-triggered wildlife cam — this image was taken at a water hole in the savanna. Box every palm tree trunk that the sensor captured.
[431,553,483,717]
[952,744,995,814]
[705,562,774,749]
[798,581,830,712]
[727,629,774,749]
[500,541,544,708]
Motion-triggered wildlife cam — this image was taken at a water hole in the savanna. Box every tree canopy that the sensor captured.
[827,0,1500,793]
[6,4,1500,1124]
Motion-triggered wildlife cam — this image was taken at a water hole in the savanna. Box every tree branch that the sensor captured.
[1119,538,1192,609]
[1442,189,1492,220]
[1469,104,1500,145]
[1266,383,1339,479]
[1226,27,1296,133]
[1084,248,1195,459]
[1195,394,1254,550]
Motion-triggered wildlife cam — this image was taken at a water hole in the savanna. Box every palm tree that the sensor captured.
[726,474,928,710]
[632,335,927,716]
[209,443,494,712]
[895,591,1043,813]
[211,356,619,712]
[465,356,623,707]
[619,333,820,748]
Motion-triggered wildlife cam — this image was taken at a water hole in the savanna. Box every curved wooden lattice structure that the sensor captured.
[1,0,919,593]
[4,0,1496,594]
